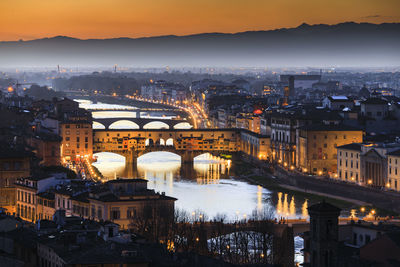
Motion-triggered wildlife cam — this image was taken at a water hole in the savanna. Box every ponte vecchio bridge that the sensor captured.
[93,128,271,176]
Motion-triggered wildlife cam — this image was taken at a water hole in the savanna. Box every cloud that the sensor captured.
[362,15,382,19]
[361,14,400,19]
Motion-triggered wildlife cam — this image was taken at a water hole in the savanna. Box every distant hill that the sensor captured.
[1,22,399,68]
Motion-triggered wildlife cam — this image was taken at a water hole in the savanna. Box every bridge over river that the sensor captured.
[93,117,190,130]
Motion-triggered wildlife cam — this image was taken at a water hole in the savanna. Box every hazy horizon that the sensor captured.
[1,21,399,42]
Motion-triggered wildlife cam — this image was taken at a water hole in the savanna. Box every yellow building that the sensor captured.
[36,192,56,220]
[88,179,176,229]
[297,124,363,176]
[53,179,177,230]
[16,176,66,222]
[60,110,93,161]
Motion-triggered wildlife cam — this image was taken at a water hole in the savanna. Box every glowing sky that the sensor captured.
[1,0,399,41]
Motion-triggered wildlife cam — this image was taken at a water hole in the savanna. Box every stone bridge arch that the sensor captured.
[143,121,170,129]
[109,120,140,129]
[173,122,193,129]
[93,117,189,130]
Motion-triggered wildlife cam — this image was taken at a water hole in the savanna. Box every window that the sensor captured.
[344,135,347,139]
[111,208,120,219]
[66,137,70,141]
[14,161,21,170]
[324,144,327,148]
[65,125,70,128]
[127,208,136,219]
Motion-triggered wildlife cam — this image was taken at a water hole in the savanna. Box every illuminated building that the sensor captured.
[337,142,400,188]
[336,143,361,183]
[60,109,93,161]
[0,145,32,214]
[297,123,363,176]
[388,150,400,191]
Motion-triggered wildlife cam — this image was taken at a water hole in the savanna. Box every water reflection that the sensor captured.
[92,151,311,221]
[275,192,309,220]
[93,152,271,219]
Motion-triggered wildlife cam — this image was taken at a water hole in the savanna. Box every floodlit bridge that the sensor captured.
[93,128,271,176]
[93,117,191,130]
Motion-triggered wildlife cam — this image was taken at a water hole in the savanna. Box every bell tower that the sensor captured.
[308,200,341,267]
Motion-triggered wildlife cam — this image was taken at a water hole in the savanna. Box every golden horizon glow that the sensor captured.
[0,0,399,41]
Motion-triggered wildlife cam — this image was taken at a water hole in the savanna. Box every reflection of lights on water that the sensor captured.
[276,192,308,219]
[257,186,263,211]
[290,196,295,216]
[283,193,288,216]
[302,199,309,218]
[92,151,271,220]
[277,192,282,214]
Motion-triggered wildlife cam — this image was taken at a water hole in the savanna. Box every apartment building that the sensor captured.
[60,109,93,161]
[336,143,362,183]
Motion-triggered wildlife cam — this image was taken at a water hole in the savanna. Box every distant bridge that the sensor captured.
[87,107,180,112]
[93,117,191,130]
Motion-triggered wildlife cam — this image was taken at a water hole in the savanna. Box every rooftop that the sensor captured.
[337,143,362,151]
[308,201,341,213]
[362,98,388,105]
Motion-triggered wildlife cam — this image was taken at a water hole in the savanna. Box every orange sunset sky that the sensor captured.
[0,0,399,41]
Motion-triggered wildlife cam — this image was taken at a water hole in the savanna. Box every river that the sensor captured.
[76,99,306,264]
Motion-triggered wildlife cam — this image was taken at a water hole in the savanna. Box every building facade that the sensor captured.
[297,124,363,176]
[388,150,400,191]
[60,110,93,161]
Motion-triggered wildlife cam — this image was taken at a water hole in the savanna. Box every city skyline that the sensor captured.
[1,0,399,41]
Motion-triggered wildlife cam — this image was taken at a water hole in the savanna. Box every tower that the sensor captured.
[288,75,295,98]
[308,201,341,267]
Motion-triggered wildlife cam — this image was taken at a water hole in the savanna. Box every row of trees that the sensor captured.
[129,206,278,265]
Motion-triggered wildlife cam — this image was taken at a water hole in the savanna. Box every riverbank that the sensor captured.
[232,159,358,210]
[231,157,400,217]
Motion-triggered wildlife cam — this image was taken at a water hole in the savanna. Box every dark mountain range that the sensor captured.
[1,22,399,68]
